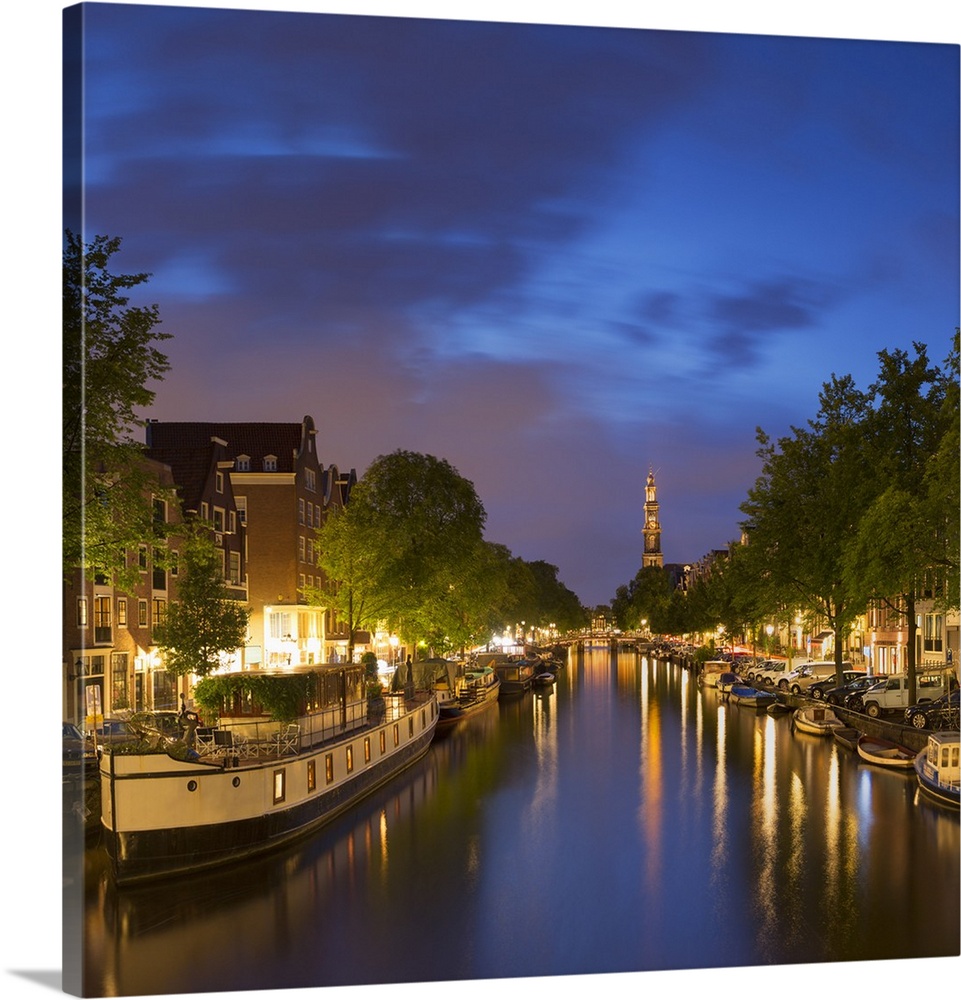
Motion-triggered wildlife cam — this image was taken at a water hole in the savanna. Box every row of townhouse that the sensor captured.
[679,545,959,675]
[62,415,358,727]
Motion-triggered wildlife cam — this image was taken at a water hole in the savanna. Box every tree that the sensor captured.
[739,373,874,674]
[63,231,172,589]
[842,339,955,699]
[315,450,488,653]
[153,527,250,678]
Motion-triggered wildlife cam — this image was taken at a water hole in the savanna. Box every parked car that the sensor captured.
[807,670,867,701]
[822,674,879,706]
[845,678,887,711]
[745,660,781,683]
[62,721,97,776]
[857,672,950,718]
[789,662,854,696]
[904,689,960,730]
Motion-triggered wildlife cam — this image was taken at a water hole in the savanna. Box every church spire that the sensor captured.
[642,467,663,568]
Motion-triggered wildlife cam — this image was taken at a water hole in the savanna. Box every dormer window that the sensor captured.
[264,455,278,472]
[236,455,251,472]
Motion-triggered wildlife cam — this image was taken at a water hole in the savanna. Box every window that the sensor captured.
[305,468,316,492]
[264,455,277,472]
[235,496,247,525]
[299,536,306,562]
[299,573,306,590]
[298,498,305,524]
[228,510,236,534]
[307,502,313,527]
[215,471,224,494]
[117,598,127,626]
[325,754,334,784]
[152,548,166,590]
[236,455,250,472]
[138,546,148,572]
[152,598,166,625]
[273,769,286,804]
[307,759,316,793]
[111,653,129,709]
[213,507,224,532]
[138,600,148,626]
[306,539,314,564]
[346,746,354,773]
[393,724,399,747]
[170,550,179,577]
[153,497,166,523]
[94,596,112,643]
[924,615,944,653]
[200,501,209,520]
[364,737,371,763]
[77,597,88,627]
[229,551,241,586]
[379,731,386,754]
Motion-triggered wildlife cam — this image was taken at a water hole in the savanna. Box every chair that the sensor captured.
[276,724,301,756]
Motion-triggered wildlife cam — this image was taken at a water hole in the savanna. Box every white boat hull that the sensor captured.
[101,693,439,884]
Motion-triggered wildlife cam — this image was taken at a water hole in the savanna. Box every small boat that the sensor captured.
[532,672,555,689]
[913,730,960,809]
[699,661,730,688]
[438,666,501,723]
[856,734,917,769]
[792,705,844,736]
[717,672,741,693]
[99,663,439,885]
[729,685,776,708]
[766,700,792,716]
[833,727,861,752]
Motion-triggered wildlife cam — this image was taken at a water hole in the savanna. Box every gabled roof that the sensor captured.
[146,442,222,514]
[145,420,309,473]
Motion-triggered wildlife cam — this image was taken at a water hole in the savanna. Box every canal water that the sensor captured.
[78,648,960,998]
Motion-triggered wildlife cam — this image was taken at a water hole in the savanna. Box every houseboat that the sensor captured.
[484,653,537,695]
[913,730,960,810]
[438,665,501,723]
[99,663,439,884]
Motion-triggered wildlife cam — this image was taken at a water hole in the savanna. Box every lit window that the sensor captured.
[364,737,371,763]
[77,597,88,627]
[307,759,316,792]
[117,599,127,626]
[346,746,354,773]
[138,601,148,626]
[325,754,334,784]
[273,769,286,804]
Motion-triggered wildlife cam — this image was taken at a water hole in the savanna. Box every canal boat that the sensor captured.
[913,730,960,809]
[728,685,776,708]
[833,727,861,752]
[856,734,917,769]
[533,672,556,689]
[699,661,730,688]
[792,705,844,736]
[99,663,439,885]
[486,654,537,695]
[716,672,741,693]
[438,666,501,723]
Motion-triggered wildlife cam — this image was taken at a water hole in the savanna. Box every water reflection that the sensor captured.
[82,650,960,996]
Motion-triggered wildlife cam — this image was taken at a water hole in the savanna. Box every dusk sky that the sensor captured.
[66,2,959,610]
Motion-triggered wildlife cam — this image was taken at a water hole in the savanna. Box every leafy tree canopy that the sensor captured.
[63,231,172,589]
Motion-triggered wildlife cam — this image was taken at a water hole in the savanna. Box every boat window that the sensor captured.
[409,718,414,738]
[379,730,386,754]
[307,759,316,792]
[325,753,334,785]
[393,724,399,747]
[346,746,354,773]
[364,737,371,763]
[273,769,286,805]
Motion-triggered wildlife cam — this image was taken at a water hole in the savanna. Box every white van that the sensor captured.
[859,672,949,718]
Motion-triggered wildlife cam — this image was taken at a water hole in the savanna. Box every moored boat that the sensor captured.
[532,672,555,689]
[856,734,917,769]
[833,727,861,752]
[728,685,776,708]
[717,672,741,693]
[486,654,537,695]
[100,663,439,885]
[438,666,501,723]
[913,730,960,809]
[699,661,729,688]
[792,705,844,736]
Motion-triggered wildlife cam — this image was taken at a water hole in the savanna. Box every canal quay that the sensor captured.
[73,645,959,998]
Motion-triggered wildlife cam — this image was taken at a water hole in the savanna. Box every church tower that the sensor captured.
[642,468,663,568]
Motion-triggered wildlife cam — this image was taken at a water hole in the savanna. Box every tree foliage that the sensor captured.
[153,527,250,678]
[63,231,173,589]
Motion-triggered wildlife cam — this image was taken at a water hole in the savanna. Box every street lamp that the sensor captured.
[765,623,774,655]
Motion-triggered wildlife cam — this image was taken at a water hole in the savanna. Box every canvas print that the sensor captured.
[56,2,958,999]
